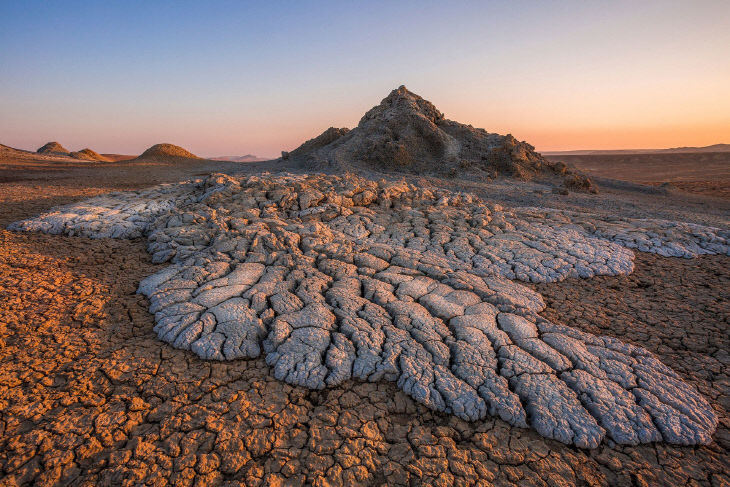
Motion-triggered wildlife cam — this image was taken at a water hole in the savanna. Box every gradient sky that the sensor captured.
[1,1,729,158]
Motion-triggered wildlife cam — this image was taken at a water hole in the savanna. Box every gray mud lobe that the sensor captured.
[9,172,729,448]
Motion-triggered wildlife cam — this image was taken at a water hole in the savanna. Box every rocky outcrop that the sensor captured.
[288,86,596,191]
[10,172,727,447]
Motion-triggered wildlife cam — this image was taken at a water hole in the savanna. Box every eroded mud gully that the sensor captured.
[8,173,729,453]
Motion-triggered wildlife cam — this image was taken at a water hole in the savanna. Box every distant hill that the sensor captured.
[2,142,110,162]
[658,143,730,153]
[38,142,113,162]
[37,141,71,157]
[1,143,43,161]
[4,141,204,163]
[70,148,111,162]
[543,144,730,156]
[133,143,201,162]
[209,154,269,162]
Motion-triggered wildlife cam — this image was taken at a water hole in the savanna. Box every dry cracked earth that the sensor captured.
[1,168,729,486]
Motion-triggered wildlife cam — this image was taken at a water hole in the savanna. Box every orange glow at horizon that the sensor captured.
[1,2,729,157]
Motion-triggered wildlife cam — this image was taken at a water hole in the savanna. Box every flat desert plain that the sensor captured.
[1,152,729,487]
[546,152,730,199]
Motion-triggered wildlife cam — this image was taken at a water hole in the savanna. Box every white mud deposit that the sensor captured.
[9,173,729,448]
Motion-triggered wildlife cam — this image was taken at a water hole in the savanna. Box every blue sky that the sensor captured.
[1,0,729,156]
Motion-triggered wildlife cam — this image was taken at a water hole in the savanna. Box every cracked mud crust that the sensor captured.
[8,173,729,450]
[0,170,728,486]
[1,229,729,486]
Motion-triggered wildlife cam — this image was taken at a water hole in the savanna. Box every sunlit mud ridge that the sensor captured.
[9,173,729,448]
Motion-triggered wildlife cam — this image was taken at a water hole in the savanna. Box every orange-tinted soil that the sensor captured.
[100,154,136,162]
[0,157,728,486]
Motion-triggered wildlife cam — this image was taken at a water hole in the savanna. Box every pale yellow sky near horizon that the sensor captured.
[4,80,729,158]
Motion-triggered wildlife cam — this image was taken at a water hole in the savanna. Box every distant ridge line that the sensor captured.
[209,155,270,162]
[542,143,730,156]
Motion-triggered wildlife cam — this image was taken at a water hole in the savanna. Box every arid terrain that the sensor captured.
[0,87,728,487]
[545,152,730,199]
[4,0,729,482]
[0,145,728,486]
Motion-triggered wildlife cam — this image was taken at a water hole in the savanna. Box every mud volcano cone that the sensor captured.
[287,85,597,192]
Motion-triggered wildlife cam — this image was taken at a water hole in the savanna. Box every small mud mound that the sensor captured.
[36,141,70,157]
[288,86,597,192]
[135,143,201,162]
[70,148,111,162]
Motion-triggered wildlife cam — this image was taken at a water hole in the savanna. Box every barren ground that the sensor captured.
[545,152,730,199]
[0,157,728,486]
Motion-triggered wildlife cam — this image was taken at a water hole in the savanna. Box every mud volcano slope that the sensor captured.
[70,148,111,162]
[134,143,202,162]
[36,141,71,157]
[10,172,729,448]
[288,86,595,191]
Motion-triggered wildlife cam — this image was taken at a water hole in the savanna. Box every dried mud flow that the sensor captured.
[8,172,726,447]
[0,169,729,487]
